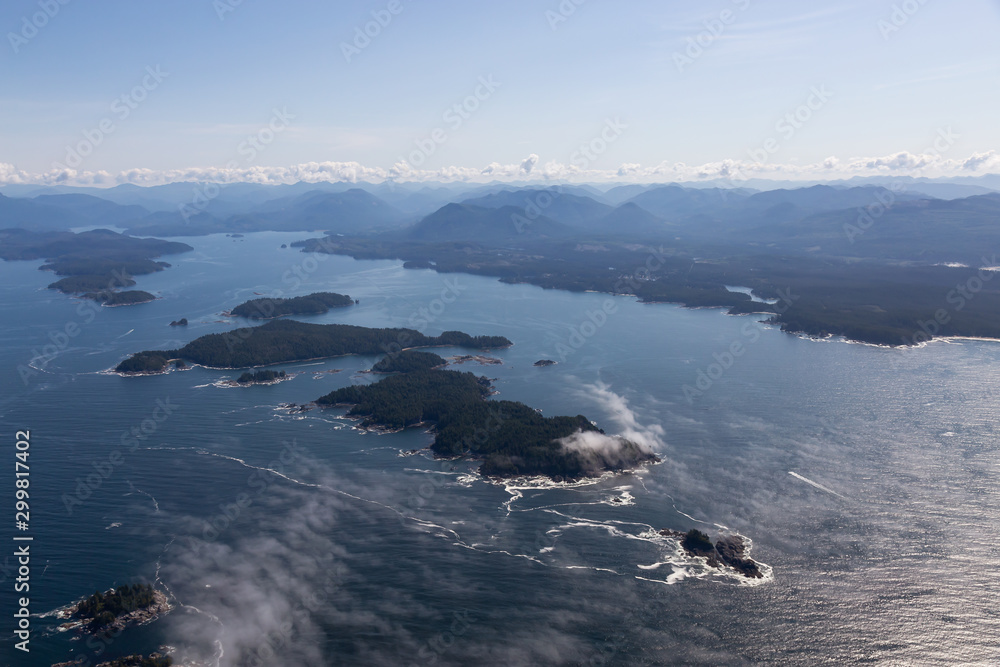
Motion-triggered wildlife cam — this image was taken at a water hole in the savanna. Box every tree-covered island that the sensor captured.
[236,369,287,384]
[63,584,171,636]
[115,319,512,373]
[318,360,658,480]
[371,349,446,373]
[0,228,190,307]
[230,291,354,319]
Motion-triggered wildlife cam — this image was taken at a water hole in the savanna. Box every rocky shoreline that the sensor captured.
[58,589,172,636]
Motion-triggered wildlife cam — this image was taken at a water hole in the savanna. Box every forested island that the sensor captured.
[294,235,1000,346]
[55,653,173,667]
[115,319,512,373]
[318,360,658,479]
[98,655,172,667]
[230,291,354,319]
[62,584,171,635]
[91,290,157,306]
[371,349,446,373]
[0,228,190,307]
[236,369,287,384]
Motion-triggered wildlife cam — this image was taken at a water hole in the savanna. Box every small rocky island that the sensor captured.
[236,369,287,385]
[661,528,764,579]
[92,290,157,306]
[169,318,188,326]
[534,359,557,367]
[372,350,446,373]
[59,584,171,636]
[449,354,503,366]
[84,654,172,667]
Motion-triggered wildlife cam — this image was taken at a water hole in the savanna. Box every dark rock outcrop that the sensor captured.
[659,528,764,579]
[715,535,763,578]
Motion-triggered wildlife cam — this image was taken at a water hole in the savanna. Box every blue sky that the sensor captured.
[2,0,999,185]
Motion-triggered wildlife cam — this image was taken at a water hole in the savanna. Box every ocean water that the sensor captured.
[1,232,998,666]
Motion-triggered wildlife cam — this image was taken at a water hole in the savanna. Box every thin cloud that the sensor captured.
[0,149,997,188]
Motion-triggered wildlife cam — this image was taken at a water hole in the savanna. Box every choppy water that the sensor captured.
[1,232,998,666]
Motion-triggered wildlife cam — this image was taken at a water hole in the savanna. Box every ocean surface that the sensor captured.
[1,232,998,666]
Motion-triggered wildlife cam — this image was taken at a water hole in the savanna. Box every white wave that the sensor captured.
[126,481,160,513]
[788,471,848,500]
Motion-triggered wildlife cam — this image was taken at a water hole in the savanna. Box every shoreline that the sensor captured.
[355,255,1000,350]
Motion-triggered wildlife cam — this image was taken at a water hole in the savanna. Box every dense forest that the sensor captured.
[318,365,656,479]
[0,228,189,307]
[231,291,354,319]
[294,235,1000,346]
[0,228,190,263]
[75,584,157,632]
[41,257,170,278]
[116,320,512,373]
[91,290,157,306]
[236,369,286,384]
[49,274,136,293]
[371,349,446,373]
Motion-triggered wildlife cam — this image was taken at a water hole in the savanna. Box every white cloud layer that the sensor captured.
[556,382,665,474]
[1,150,999,188]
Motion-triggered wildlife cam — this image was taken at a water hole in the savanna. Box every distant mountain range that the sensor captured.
[2,179,999,263]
